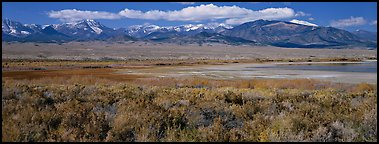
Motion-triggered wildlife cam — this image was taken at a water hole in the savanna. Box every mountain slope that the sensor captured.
[127,23,232,38]
[148,31,257,45]
[2,19,133,42]
[2,19,377,48]
[23,26,72,42]
[52,19,115,40]
[2,19,72,42]
[222,19,375,48]
[2,19,40,38]
[352,30,377,41]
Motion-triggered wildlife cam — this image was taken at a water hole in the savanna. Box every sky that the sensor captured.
[2,2,377,32]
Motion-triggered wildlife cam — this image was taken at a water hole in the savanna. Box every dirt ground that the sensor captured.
[2,41,377,60]
[2,41,377,84]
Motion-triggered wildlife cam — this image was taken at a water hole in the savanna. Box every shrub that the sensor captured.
[2,78,377,142]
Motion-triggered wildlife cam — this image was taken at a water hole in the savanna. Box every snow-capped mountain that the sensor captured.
[126,24,163,38]
[2,18,233,41]
[126,23,233,38]
[2,19,41,37]
[2,19,125,42]
[170,23,232,35]
[222,19,375,48]
[2,18,376,48]
[51,19,117,40]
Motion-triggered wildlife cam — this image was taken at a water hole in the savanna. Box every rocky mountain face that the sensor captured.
[222,20,376,48]
[51,19,127,41]
[2,19,41,37]
[2,18,377,48]
[126,23,232,38]
[147,31,257,46]
[2,19,130,42]
[352,30,377,41]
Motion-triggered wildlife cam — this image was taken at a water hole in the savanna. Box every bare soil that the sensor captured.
[2,41,376,60]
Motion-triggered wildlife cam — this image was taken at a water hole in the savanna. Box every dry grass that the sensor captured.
[2,68,144,82]
[2,75,377,142]
[2,59,377,142]
[2,57,371,71]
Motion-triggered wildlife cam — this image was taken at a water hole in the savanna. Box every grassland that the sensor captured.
[2,41,377,142]
[2,58,377,142]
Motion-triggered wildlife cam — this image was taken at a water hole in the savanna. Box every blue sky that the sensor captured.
[2,2,377,32]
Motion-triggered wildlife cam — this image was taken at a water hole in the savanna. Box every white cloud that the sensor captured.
[119,4,296,25]
[175,2,196,5]
[48,4,302,25]
[308,17,315,21]
[294,11,311,17]
[224,7,296,25]
[119,4,252,22]
[289,19,318,27]
[48,9,122,22]
[370,20,377,25]
[330,16,367,28]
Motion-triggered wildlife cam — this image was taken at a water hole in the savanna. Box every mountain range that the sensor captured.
[2,18,377,48]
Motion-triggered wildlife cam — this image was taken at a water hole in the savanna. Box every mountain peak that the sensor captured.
[79,19,101,25]
[84,19,95,22]
[61,19,104,34]
[254,19,270,22]
[3,19,376,48]
[63,19,101,26]
[3,18,10,22]
[2,18,20,25]
[2,18,14,23]
[241,19,275,26]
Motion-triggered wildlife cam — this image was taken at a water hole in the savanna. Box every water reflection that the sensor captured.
[274,61,377,73]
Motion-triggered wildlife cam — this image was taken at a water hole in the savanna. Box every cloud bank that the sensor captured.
[294,11,310,17]
[118,4,296,25]
[330,16,367,28]
[224,7,296,25]
[48,9,122,22]
[48,4,307,25]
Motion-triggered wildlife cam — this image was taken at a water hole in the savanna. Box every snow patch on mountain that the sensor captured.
[85,19,103,34]
[289,19,318,27]
[125,23,233,37]
[10,29,17,34]
[42,25,51,29]
[90,26,102,34]
[21,31,30,35]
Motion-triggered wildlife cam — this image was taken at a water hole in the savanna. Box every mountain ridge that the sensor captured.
[2,19,377,48]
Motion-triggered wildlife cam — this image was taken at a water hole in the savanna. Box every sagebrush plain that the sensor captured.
[2,42,377,142]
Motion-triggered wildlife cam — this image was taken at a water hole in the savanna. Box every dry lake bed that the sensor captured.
[115,60,377,84]
[2,42,377,84]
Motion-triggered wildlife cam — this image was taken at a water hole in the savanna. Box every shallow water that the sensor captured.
[116,61,377,84]
[266,61,377,73]
[177,61,377,84]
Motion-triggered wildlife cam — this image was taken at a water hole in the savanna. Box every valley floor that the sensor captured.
[2,41,377,60]
[1,43,377,142]
[2,70,377,142]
